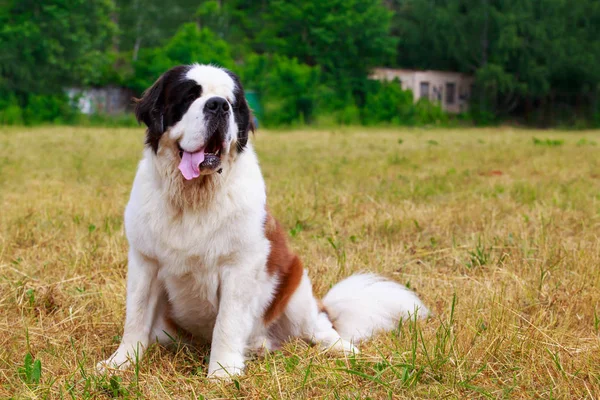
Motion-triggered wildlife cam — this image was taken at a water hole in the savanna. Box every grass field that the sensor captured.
[1,126,599,399]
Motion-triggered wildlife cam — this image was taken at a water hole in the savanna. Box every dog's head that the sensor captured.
[135,64,253,179]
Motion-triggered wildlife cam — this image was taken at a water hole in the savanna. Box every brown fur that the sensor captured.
[262,212,304,324]
[317,299,335,330]
[316,299,327,314]
[155,134,222,210]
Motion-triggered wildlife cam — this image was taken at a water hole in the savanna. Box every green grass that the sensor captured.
[1,126,599,399]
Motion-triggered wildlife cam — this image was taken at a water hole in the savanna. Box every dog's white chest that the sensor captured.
[147,210,234,340]
[161,265,220,341]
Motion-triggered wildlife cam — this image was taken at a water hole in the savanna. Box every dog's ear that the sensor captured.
[135,73,167,153]
[236,99,254,152]
[224,69,254,152]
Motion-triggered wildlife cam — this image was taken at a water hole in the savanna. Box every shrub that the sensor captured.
[241,54,321,126]
[362,79,415,125]
[312,87,362,125]
[23,94,80,125]
[414,98,448,125]
[0,92,82,126]
[0,94,24,125]
[334,103,362,125]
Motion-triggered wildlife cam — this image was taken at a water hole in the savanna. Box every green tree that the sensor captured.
[389,0,600,123]
[130,23,235,94]
[0,0,116,98]
[256,0,396,105]
[241,54,321,125]
[115,0,199,60]
[193,0,270,58]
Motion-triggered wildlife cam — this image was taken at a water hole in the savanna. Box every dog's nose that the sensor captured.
[204,97,230,114]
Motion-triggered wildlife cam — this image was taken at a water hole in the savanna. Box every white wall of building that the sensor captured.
[66,86,134,115]
[370,68,474,113]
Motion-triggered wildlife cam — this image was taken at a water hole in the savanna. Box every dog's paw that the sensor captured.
[96,359,131,374]
[207,366,244,382]
[207,353,245,381]
[96,350,133,374]
[327,339,360,355]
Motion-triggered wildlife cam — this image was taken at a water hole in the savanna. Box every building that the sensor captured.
[370,68,474,113]
[66,86,134,115]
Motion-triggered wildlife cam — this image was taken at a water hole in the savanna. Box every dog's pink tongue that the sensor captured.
[178,149,205,180]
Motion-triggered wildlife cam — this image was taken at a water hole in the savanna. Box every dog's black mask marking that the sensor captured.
[135,65,254,153]
[135,65,200,153]
[224,69,254,152]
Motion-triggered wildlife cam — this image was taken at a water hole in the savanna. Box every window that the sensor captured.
[446,82,456,105]
[420,81,430,99]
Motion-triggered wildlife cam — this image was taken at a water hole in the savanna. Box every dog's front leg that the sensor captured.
[208,265,264,379]
[97,249,161,372]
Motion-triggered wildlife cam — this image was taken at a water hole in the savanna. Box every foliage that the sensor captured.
[532,137,564,147]
[130,23,235,94]
[23,94,80,125]
[0,93,23,125]
[1,0,600,127]
[192,0,397,121]
[0,92,80,126]
[256,0,396,105]
[0,0,116,124]
[18,353,42,386]
[362,79,415,125]
[362,80,448,126]
[115,0,199,57]
[391,0,600,123]
[0,0,116,97]
[414,99,449,126]
[241,55,321,126]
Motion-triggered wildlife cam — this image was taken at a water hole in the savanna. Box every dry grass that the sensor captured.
[1,126,599,399]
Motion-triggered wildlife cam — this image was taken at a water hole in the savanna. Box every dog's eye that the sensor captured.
[186,92,197,102]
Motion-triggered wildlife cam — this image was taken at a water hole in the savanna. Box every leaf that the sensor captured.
[31,359,42,384]
[19,353,41,385]
[20,353,33,381]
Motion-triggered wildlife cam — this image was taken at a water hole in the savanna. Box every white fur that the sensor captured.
[186,64,236,102]
[97,64,429,379]
[171,65,238,157]
[322,274,430,342]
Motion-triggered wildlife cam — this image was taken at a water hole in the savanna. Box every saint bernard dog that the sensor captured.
[97,64,429,379]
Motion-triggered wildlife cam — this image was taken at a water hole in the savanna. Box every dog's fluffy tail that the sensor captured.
[321,273,429,342]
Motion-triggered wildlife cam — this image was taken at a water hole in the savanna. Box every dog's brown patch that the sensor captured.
[154,134,221,210]
[316,299,327,314]
[263,211,304,324]
[316,299,336,330]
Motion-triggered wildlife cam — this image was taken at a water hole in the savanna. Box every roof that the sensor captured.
[371,67,473,79]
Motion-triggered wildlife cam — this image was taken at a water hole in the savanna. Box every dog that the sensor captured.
[97,64,429,379]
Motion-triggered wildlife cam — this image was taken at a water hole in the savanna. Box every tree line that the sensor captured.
[1,0,599,127]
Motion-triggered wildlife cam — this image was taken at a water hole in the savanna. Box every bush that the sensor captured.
[362,79,415,125]
[333,103,362,125]
[241,54,321,126]
[361,79,449,126]
[0,94,24,125]
[1,92,82,126]
[311,87,362,125]
[414,98,448,125]
[23,94,80,125]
